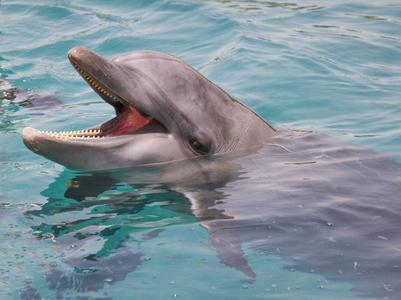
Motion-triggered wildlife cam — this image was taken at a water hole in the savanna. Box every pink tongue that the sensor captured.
[107,105,151,136]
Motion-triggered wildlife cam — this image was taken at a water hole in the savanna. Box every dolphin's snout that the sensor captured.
[22,127,40,153]
[67,46,96,62]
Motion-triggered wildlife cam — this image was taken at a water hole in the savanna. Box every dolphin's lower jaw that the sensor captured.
[22,123,178,170]
[21,100,169,170]
[21,102,174,169]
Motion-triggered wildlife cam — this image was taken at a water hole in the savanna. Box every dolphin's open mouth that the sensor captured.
[45,60,157,140]
[26,58,163,141]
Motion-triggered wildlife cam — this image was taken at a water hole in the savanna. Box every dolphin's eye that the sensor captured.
[192,140,203,152]
[190,137,210,155]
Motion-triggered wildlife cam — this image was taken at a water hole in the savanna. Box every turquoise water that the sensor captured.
[1,0,400,299]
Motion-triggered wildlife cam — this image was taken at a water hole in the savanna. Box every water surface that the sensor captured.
[1,0,400,299]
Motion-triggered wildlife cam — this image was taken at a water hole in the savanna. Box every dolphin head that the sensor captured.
[22,47,275,170]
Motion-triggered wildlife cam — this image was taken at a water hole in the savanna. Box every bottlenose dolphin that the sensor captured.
[22,47,275,170]
[19,48,401,299]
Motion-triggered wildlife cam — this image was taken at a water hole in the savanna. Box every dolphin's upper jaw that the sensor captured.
[69,57,124,115]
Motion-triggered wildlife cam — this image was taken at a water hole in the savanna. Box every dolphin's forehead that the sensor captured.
[111,50,194,90]
[111,50,219,103]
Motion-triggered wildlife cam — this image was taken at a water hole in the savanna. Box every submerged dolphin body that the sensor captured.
[22,47,275,170]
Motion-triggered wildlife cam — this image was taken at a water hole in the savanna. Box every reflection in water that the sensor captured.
[24,173,195,298]
[24,127,401,299]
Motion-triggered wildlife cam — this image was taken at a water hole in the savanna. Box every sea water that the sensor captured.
[0,0,400,299]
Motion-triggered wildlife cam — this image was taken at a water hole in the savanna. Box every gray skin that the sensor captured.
[22,47,275,170]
